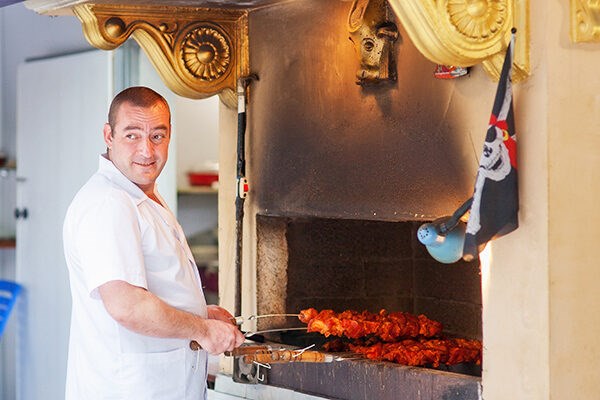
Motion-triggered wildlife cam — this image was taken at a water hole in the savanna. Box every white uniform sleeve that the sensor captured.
[75,190,148,298]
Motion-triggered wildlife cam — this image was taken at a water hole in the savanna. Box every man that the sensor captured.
[63,86,245,399]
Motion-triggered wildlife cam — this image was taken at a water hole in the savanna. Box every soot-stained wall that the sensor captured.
[247,1,489,222]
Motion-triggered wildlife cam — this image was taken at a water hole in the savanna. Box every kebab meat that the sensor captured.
[348,338,482,367]
[298,308,443,341]
[299,308,482,367]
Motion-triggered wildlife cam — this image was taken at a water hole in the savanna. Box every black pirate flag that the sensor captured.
[463,31,519,262]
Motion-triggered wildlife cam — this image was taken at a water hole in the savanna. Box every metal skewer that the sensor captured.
[248,314,300,320]
[244,327,307,338]
[230,314,301,325]
[191,327,308,350]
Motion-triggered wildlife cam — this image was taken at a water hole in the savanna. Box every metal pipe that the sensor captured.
[234,74,258,317]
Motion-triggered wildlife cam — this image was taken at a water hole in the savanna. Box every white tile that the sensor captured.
[212,374,333,400]
[208,389,244,400]
[246,385,288,400]
[214,375,248,398]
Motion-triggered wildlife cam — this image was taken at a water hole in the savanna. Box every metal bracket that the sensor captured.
[233,354,268,384]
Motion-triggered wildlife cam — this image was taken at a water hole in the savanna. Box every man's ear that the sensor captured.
[103,123,113,148]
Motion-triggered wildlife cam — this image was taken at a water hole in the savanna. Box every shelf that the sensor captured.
[177,185,218,195]
[0,238,16,248]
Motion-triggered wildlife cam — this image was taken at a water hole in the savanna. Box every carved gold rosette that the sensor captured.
[570,0,600,42]
[73,4,248,107]
[387,0,530,82]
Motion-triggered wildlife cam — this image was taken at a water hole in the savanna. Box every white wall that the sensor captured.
[174,95,220,238]
[0,5,91,399]
[0,3,91,248]
[175,95,220,185]
[0,3,91,158]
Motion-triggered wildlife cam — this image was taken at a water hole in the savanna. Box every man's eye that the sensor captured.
[125,133,137,140]
[152,134,166,142]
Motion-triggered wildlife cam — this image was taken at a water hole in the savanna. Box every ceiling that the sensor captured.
[90,0,292,7]
[23,0,304,13]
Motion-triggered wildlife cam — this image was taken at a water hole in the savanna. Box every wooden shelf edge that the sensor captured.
[0,238,16,248]
[177,185,218,195]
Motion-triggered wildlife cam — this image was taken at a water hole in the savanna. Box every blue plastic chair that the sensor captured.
[0,280,22,337]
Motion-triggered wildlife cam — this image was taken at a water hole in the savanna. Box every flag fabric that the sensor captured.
[463,32,519,261]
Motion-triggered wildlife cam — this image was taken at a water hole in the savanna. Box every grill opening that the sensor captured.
[251,215,483,399]
[256,214,482,340]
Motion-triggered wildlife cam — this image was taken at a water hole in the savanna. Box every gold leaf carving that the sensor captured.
[446,0,507,40]
[73,4,248,107]
[570,0,600,42]
[387,0,530,82]
[180,25,231,81]
[348,0,371,32]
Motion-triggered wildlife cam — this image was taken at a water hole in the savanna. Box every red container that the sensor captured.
[188,172,219,186]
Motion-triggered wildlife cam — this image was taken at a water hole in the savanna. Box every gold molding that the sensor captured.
[73,4,249,107]
[570,0,600,42]
[67,0,530,99]
[387,0,530,82]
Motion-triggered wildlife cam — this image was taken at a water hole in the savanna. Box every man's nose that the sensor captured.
[138,137,153,156]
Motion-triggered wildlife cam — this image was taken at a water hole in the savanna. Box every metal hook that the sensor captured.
[252,361,272,369]
[247,313,300,321]
[293,343,316,358]
[253,361,271,382]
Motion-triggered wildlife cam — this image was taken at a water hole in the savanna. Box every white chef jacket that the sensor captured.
[63,154,208,400]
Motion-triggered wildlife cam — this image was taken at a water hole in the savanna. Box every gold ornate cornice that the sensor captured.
[59,0,530,101]
[73,4,248,107]
[387,0,530,82]
[570,0,600,42]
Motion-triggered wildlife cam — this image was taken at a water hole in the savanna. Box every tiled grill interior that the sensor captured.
[256,214,482,340]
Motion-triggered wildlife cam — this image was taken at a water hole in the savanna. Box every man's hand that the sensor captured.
[206,305,236,324]
[194,318,245,355]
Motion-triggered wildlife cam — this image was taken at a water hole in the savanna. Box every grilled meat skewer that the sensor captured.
[298,308,443,341]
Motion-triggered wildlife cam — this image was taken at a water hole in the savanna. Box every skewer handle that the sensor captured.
[242,350,333,364]
[191,341,273,357]
[224,344,271,357]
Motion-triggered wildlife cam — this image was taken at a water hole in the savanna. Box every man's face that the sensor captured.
[103,101,171,195]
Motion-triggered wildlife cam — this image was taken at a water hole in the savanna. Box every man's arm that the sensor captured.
[98,280,245,354]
